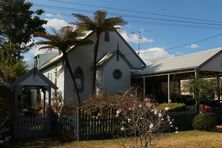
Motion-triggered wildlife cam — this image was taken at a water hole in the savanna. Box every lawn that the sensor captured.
[16,130,222,148]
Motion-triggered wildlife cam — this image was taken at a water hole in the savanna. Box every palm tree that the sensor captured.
[34,26,91,105]
[73,10,127,93]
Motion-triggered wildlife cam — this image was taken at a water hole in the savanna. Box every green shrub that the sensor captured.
[158,103,186,112]
[192,113,216,131]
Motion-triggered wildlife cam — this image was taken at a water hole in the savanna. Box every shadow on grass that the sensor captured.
[13,138,66,148]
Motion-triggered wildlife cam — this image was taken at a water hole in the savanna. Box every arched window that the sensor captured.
[104,31,110,42]
[75,67,84,92]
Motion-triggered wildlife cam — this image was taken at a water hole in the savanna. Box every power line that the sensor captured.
[126,32,222,55]
[43,11,222,30]
[33,3,222,28]
[47,0,222,23]
[30,2,222,55]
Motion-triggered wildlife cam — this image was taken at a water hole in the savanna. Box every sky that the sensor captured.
[25,0,222,65]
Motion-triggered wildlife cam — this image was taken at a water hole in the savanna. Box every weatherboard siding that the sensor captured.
[102,54,131,93]
[42,62,64,99]
[64,40,94,105]
[98,31,145,69]
[39,30,145,105]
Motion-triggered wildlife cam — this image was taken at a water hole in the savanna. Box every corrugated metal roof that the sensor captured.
[40,53,63,70]
[138,48,222,75]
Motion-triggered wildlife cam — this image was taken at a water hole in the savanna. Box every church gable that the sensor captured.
[96,30,146,69]
[101,53,131,93]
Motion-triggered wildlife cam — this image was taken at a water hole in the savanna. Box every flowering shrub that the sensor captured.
[114,89,173,147]
[78,89,173,146]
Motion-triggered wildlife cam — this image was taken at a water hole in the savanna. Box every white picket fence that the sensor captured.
[14,115,48,139]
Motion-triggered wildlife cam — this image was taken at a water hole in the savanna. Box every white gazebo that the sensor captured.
[11,67,58,139]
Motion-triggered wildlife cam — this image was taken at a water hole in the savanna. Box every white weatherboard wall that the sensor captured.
[102,54,131,93]
[200,52,222,73]
[42,61,64,99]
[40,31,145,105]
[98,31,145,69]
[64,34,95,105]
[64,31,143,104]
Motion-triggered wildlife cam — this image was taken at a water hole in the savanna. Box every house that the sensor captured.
[133,48,222,103]
[35,30,146,105]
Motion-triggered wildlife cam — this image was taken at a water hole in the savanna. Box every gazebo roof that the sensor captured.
[11,67,58,90]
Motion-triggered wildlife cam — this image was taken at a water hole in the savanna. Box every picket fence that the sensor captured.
[13,110,196,140]
[13,115,48,139]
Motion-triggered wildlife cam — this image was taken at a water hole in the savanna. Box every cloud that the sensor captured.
[44,12,62,18]
[187,43,199,49]
[43,18,68,31]
[139,47,173,65]
[23,40,58,62]
[119,30,154,44]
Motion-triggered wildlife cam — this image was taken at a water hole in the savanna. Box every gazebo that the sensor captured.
[11,67,58,139]
[133,48,222,103]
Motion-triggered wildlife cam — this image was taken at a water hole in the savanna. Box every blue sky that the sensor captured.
[25,0,222,65]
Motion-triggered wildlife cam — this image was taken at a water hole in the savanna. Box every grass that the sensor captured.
[15,130,222,148]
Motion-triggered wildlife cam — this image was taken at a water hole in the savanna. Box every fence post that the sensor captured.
[76,108,80,140]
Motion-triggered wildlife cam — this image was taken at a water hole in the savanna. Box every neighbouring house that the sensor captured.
[133,48,222,103]
[35,30,146,105]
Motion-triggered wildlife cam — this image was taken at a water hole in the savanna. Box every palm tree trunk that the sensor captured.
[92,33,100,93]
[62,51,80,105]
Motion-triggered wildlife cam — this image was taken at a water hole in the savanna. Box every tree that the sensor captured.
[0,57,27,85]
[73,10,127,93]
[34,26,92,105]
[80,89,171,148]
[0,0,47,60]
[183,78,217,103]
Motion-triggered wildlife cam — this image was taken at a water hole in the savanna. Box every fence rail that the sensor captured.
[14,115,48,139]
[80,113,120,140]
[168,111,196,130]
[13,110,196,140]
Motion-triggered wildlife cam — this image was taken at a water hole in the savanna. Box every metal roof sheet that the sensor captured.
[139,48,222,75]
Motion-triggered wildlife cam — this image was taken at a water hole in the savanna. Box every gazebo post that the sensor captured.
[42,88,46,118]
[167,74,171,103]
[216,75,220,102]
[47,87,52,134]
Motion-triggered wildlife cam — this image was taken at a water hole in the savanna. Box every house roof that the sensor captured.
[40,53,63,70]
[135,48,222,76]
[96,50,133,68]
[11,68,58,90]
[38,29,145,70]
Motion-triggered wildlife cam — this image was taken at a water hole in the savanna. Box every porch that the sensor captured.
[132,48,222,103]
